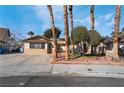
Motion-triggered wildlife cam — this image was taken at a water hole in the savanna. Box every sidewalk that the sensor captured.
[1,64,124,78]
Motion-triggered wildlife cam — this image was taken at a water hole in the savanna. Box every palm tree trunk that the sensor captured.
[112,5,121,61]
[47,5,57,61]
[69,5,74,54]
[90,5,94,30]
[90,5,95,54]
[63,5,69,60]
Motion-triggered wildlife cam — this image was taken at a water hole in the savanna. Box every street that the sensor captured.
[0,76,124,87]
[1,54,124,87]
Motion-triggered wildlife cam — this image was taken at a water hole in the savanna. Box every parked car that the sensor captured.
[119,46,124,54]
[0,48,6,54]
[19,46,24,53]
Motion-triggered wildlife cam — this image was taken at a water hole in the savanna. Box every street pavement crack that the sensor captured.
[50,65,54,73]
[22,76,35,87]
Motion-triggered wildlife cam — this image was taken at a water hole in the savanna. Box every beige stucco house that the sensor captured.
[57,39,66,52]
[23,36,53,56]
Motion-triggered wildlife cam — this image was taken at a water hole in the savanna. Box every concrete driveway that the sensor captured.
[0,53,53,77]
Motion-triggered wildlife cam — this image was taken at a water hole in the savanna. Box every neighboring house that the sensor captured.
[57,38,66,52]
[119,34,124,48]
[103,36,113,50]
[0,28,11,49]
[103,35,124,50]
[23,36,53,56]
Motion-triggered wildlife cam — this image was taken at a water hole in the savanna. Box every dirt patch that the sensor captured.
[51,56,124,66]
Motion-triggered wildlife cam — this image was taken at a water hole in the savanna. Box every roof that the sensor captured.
[58,40,65,45]
[23,36,53,43]
[103,36,113,43]
[0,28,11,43]
[103,35,124,43]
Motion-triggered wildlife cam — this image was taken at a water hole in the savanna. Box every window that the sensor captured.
[30,42,45,49]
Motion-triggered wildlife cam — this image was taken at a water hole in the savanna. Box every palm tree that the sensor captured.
[27,31,34,37]
[63,5,69,60]
[69,5,74,54]
[90,5,94,30]
[47,5,57,61]
[90,5,95,54]
[112,5,121,61]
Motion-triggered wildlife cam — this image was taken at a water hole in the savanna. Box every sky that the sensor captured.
[0,5,124,39]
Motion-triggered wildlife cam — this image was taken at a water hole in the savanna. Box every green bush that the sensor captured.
[72,26,88,44]
[89,30,101,47]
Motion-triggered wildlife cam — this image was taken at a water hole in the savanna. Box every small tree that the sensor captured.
[44,27,61,39]
[27,31,34,37]
[72,26,88,44]
[89,30,101,54]
[72,26,89,53]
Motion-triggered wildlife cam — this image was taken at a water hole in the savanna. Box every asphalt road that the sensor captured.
[0,76,124,87]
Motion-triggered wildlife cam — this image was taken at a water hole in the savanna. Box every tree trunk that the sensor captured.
[91,46,94,55]
[63,5,69,60]
[112,5,121,61]
[90,5,95,54]
[69,5,74,54]
[47,5,57,61]
[90,5,94,30]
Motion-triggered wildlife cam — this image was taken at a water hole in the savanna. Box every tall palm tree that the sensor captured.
[69,5,74,54]
[47,5,57,61]
[112,5,121,61]
[90,5,95,54]
[90,5,94,30]
[63,5,69,60]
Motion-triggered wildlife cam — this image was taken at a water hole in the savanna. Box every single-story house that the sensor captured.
[57,38,66,52]
[103,35,124,50]
[0,28,10,49]
[23,36,53,56]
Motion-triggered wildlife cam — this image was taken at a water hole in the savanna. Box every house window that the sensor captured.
[30,42,45,49]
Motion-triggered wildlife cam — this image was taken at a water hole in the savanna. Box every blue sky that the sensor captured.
[0,5,124,39]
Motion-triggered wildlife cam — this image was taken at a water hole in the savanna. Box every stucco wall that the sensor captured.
[24,48,47,55]
[24,42,49,56]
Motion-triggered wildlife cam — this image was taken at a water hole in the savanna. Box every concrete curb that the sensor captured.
[1,71,124,79]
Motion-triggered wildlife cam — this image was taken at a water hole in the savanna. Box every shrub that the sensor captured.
[89,30,101,47]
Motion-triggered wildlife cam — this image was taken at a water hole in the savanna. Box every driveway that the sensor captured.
[0,53,52,65]
[0,53,53,77]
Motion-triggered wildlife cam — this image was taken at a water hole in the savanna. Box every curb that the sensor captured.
[1,72,124,79]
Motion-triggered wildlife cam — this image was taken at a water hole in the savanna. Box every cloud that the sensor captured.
[74,16,90,25]
[33,5,63,30]
[33,6,49,22]
[23,25,36,32]
[106,17,114,27]
[84,16,90,23]
[96,13,114,28]
[98,13,113,21]
[74,19,85,24]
